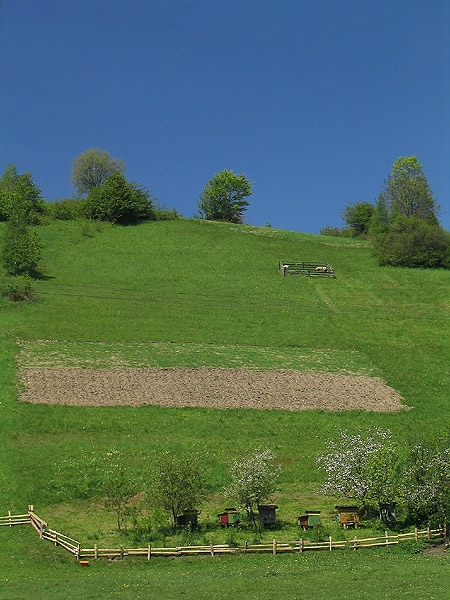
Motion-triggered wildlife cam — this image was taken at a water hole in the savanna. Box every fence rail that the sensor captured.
[0,511,31,527]
[1,507,447,562]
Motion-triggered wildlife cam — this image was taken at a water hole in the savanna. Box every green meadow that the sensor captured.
[1,219,449,598]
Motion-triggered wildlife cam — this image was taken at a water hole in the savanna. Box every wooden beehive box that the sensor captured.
[335,505,359,528]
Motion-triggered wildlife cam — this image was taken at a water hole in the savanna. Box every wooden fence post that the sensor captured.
[273,539,277,555]
[353,536,357,551]
[244,540,248,552]
[210,541,215,558]
[147,545,151,560]
[120,545,124,560]
[427,527,430,540]
[414,528,418,542]
[94,544,98,559]
[385,531,388,546]
[329,535,332,551]
[300,538,303,553]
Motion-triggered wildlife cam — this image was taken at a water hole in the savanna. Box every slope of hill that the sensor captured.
[1,219,449,598]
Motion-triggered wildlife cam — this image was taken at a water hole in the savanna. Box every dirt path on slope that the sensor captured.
[18,367,405,412]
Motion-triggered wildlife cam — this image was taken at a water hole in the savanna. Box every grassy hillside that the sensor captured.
[1,219,449,598]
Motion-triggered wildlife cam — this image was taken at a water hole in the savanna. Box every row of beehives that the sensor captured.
[178,503,397,529]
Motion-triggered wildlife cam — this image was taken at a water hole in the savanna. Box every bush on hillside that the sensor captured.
[44,198,86,221]
[84,171,156,224]
[371,215,450,269]
[319,225,354,237]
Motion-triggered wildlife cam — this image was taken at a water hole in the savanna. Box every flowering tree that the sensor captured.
[316,428,399,514]
[225,448,281,523]
[402,440,450,524]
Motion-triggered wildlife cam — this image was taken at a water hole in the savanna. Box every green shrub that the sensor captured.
[320,225,354,237]
[371,215,450,269]
[44,198,86,221]
[85,172,156,224]
[1,277,38,302]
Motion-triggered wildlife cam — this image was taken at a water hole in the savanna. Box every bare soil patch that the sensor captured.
[18,367,405,412]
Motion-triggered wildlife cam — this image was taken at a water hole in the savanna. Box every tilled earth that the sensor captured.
[18,367,405,412]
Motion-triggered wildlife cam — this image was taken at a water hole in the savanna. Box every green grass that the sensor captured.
[18,339,379,374]
[1,527,449,600]
[1,218,449,595]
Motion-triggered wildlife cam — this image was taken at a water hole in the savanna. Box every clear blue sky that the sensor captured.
[1,0,449,233]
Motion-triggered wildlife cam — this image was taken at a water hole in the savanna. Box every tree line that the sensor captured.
[321,156,450,269]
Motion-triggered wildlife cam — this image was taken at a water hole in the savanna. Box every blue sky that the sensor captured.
[1,0,449,233]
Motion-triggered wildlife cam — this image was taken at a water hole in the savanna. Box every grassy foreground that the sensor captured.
[1,526,449,600]
[1,219,449,596]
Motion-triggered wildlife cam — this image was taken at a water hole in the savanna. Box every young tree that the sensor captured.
[198,169,252,223]
[0,165,44,223]
[103,449,138,531]
[381,156,439,224]
[152,453,206,527]
[1,200,42,276]
[224,448,281,524]
[71,148,125,196]
[316,428,399,515]
[84,171,155,224]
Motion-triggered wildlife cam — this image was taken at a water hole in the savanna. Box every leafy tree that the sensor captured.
[0,165,44,224]
[152,453,206,527]
[71,148,125,196]
[381,156,439,224]
[371,215,450,269]
[103,449,138,531]
[317,428,399,515]
[1,200,42,276]
[224,448,281,524]
[342,201,374,237]
[198,169,252,223]
[84,171,155,224]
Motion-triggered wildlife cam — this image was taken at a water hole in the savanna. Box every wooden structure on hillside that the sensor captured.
[279,261,335,278]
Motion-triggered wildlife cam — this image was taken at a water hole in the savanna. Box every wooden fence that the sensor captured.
[2,506,447,562]
[279,261,335,278]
